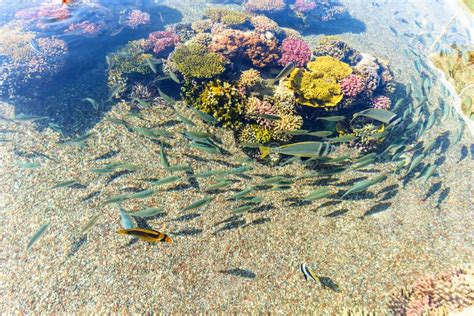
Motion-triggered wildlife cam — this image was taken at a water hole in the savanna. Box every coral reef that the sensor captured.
[371,95,391,110]
[249,15,280,33]
[195,80,244,128]
[340,74,365,97]
[124,10,150,29]
[278,37,312,67]
[292,0,317,15]
[171,43,226,79]
[387,265,474,315]
[284,56,352,108]
[244,0,286,12]
[66,21,103,36]
[148,31,181,55]
[314,37,362,66]
[205,8,248,26]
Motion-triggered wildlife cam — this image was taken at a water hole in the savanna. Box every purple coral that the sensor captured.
[371,95,391,110]
[148,31,180,55]
[125,10,150,29]
[340,74,365,97]
[278,37,312,67]
[292,0,317,14]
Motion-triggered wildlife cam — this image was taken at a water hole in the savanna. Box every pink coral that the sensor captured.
[292,0,317,14]
[278,37,312,67]
[148,31,180,55]
[244,0,286,12]
[371,95,391,110]
[246,97,278,128]
[125,10,150,29]
[243,33,280,68]
[66,21,102,36]
[249,15,279,33]
[339,74,365,97]
[209,29,248,59]
[37,4,70,21]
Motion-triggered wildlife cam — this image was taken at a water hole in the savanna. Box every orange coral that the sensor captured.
[208,29,248,58]
[243,33,280,68]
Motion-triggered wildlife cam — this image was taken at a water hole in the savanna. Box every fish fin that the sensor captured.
[259,146,271,159]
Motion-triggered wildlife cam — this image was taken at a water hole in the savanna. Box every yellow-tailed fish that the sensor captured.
[117,228,173,243]
[300,263,320,283]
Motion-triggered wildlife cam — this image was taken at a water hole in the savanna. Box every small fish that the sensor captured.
[190,141,220,154]
[104,194,130,204]
[300,263,320,283]
[260,176,288,185]
[13,114,48,122]
[146,58,157,73]
[160,145,170,169]
[127,208,164,218]
[51,180,80,189]
[316,116,345,122]
[166,165,192,172]
[351,158,375,170]
[389,26,398,35]
[232,205,253,214]
[60,132,95,146]
[352,109,396,124]
[260,141,334,159]
[48,123,65,139]
[176,113,195,126]
[168,69,180,83]
[158,88,175,105]
[110,25,126,37]
[406,154,424,175]
[230,187,255,200]
[272,62,295,82]
[29,39,43,54]
[19,162,40,169]
[182,196,214,211]
[119,208,135,229]
[206,180,232,191]
[286,129,309,135]
[27,223,50,250]
[304,188,332,201]
[132,97,150,108]
[117,228,172,243]
[307,131,332,137]
[342,174,387,198]
[108,83,124,101]
[195,166,252,178]
[253,113,280,121]
[193,109,219,125]
[459,145,468,162]
[80,214,102,234]
[83,98,99,111]
[127,189,156,200]
[149,175,181,186]
[422,164,437,182]
[326,135,358,143]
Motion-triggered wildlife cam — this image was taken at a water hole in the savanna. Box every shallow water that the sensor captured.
[1,0,473,313]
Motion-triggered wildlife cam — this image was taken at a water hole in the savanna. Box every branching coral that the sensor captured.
[238,124,273,144]
[340,74,365,97]
[249,15,279,33]
[278,37,312,67]
[371,95,391,110]
[148,30,180,55]
[387,265,474,315]
[314,37,362,66]
[243,34,280,68]
[171,43,226,79]
[209,29,248,58]
[124,10,150,29]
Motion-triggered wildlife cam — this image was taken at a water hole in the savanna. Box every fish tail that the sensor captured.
[164,235,173,243]
[259,146,271,159]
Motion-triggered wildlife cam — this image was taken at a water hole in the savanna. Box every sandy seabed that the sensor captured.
[1,0,473,313]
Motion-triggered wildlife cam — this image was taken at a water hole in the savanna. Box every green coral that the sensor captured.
[205,8,248,26]
[185,79,243,129]
[285,56,352,108]
[171,43,226,79]
[108,39,152,75]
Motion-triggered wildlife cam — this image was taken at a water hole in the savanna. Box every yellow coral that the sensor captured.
[239,124,273,143]
[238,69,262,88]
[307,56,352,80]
[171,43,226,79]
[284,56,352,108]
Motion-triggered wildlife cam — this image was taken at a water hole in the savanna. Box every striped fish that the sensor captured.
[300,263,320,283]
[117,228,173,243]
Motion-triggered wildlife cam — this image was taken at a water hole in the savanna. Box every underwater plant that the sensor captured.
[170,43,226,79]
